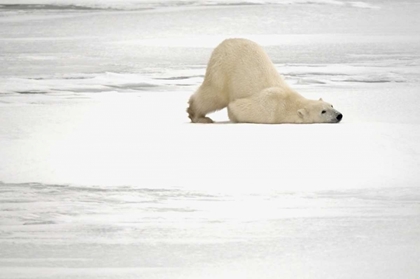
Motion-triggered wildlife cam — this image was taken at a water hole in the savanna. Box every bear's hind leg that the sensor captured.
[187,86,227,123]
[187,99,214,123]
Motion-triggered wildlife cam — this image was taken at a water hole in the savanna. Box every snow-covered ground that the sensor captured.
[1,1,420,278]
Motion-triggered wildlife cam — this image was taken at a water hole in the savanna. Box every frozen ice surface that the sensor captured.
[1,1,420,278]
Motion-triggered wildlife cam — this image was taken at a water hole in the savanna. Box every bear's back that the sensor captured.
[204,38,285,101]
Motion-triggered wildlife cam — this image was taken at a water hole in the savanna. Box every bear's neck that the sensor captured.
[281,92,312,124]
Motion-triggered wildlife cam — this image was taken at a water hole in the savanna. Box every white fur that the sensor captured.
[187,38,342,124]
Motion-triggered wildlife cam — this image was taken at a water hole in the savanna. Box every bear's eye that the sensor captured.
[331,105,333,108]
[321,110,326,114]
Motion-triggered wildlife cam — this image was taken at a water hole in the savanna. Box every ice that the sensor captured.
[0,0,386,10]
[1,83,420,278]
[1,1,420,279]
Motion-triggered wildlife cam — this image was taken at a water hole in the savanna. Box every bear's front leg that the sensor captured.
[228,97,274,124]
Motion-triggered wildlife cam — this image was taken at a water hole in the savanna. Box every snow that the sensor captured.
[1,84,420,189]
[1,1,420,278]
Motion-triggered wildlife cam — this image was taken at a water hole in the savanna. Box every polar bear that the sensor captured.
[187,38,343,124]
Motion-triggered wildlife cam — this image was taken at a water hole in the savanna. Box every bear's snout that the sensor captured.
[336,113,343,122]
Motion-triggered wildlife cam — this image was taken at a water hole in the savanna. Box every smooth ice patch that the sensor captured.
[0,0,382,10]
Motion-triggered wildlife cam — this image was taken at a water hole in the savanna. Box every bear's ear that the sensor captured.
[298,108,307,118]
[319,98,323,101]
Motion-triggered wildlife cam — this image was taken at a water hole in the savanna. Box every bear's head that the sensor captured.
[297,98,343,123]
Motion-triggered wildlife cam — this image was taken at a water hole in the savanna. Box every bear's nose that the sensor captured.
[336,114,343,122]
